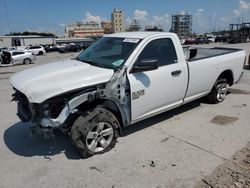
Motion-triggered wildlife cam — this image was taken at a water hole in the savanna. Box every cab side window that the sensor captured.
[136,38,178,67]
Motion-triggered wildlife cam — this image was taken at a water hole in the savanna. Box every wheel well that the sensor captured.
[23,58,31,61]
[100,100,124,135]
[76,99,124,135]
[218,70,234,86]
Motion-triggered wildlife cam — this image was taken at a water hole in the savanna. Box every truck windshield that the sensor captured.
[76,37,141,70]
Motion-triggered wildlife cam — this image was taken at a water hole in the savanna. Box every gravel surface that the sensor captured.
[195,142,250,188]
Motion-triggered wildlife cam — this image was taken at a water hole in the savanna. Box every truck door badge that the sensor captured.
[132,90,145,100]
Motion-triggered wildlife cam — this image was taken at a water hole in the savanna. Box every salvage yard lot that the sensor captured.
[0,44,250,188]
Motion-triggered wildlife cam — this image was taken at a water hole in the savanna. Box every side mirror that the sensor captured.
[130,59,159,73]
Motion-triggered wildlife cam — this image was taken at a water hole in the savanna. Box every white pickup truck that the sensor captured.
[10,32,246,158]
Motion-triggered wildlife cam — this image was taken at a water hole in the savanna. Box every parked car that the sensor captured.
[43,44,58,53]
[196,37,210,44]
[1,50,35,66]
[184,38,197,45]
[215,35,228,43]
[0,47,8,63]
[0,47,8,54]
[58,44,81,53]
[25,45,46,55]
[10,32,245,158]
[206,34,215,43]
[79,41,95,50]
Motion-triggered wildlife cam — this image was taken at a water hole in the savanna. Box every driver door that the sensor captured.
[127,37,188,123]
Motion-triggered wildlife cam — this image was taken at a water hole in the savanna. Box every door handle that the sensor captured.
[171,70,182,76]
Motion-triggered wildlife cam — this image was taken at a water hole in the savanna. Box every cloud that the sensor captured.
[193,8,209,33]
[153,14,170,23]
[178,10,187,15]
[233,0,250,17]
[220,17,230,22]
[129,10,171,31]
[58,23,65,27]
[151,14,171,29]
[84,12,102,24]
[193,8,204,25]
[197,9,204,13]
[233,9,241,17]
[240,0,250,9]
[134,10,148,21]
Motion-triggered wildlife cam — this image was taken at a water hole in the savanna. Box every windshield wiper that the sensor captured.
[74,57,93,65]
[81,59,93,65]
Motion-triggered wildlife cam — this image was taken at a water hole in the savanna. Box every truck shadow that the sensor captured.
[3,122,81,160]
[4,99,202,159]
[121,99,202,137]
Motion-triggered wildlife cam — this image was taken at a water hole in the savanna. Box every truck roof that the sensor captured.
[106,32,175,39]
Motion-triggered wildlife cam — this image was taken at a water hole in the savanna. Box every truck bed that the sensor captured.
[183,46,245,103]
[183,47,242,62]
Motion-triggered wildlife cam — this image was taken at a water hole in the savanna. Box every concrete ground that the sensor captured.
[0,44,250,188]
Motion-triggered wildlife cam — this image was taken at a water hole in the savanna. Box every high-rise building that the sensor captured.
[171,11,192,37]
[111,9,125,33]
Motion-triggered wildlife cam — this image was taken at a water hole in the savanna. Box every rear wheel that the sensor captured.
[206,78,228,104]
[23,58,31,64]
[71,107,119,158]
[38,51,44,55]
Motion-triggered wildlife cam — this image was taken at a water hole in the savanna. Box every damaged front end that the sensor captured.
[11,86,105,139]
[11,89,54,138]
[11,62,132,140]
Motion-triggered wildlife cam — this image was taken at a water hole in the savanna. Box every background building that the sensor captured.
[127,20,141,31]
[111,9,125,33]
[65,22,104,38]
[145,25,164,32]
[101,21,112,34]
[0,35,55,47]
[171,12,192,37]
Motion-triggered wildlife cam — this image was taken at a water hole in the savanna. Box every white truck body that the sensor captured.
[9,32,246,157]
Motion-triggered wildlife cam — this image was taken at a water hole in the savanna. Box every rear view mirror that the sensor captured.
[130,59,159,73]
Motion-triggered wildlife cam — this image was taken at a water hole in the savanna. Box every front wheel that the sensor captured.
[71,107,119,158]
[206,78,228,104]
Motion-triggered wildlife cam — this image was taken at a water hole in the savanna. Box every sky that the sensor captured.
[0,0,250,35]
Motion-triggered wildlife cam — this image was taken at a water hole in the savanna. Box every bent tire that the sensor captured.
[206,78,228,104]
[71,107,119,158]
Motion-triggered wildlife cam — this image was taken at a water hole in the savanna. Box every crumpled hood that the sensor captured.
[10,59,114,103]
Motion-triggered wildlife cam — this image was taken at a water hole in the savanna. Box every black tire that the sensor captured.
[71,107,119,158]
[23,58,31,64]
[206,78,228,104]
[38,51,44,55]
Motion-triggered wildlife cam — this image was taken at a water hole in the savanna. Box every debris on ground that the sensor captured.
[150,160,156,167]
[89,166,103,173]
